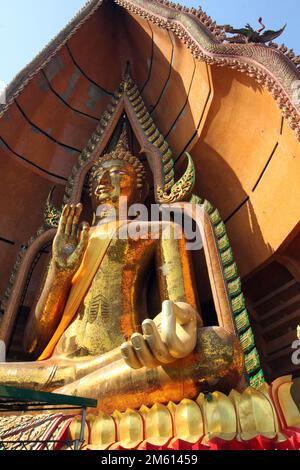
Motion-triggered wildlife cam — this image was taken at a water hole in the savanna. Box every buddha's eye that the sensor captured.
[110,171,127,176]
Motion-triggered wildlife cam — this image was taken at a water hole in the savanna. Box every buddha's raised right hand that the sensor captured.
[120,301,199,369]
[24,204,90,354]
[52,204,90,276]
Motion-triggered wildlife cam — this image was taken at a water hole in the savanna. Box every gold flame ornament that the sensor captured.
[156,152,196,204]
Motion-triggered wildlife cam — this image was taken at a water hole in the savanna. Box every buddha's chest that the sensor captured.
[56,235,158,357]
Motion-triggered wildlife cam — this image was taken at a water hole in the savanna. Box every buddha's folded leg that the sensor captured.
[0,360,63,391]
[54,327,245,413]
[0,348,125,391]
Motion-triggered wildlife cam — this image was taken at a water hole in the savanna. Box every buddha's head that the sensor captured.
[89,129,148,215]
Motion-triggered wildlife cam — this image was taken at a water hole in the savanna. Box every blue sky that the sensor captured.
[1,0,299,85]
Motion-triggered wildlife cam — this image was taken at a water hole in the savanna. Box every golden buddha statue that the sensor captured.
[0,131,244,413]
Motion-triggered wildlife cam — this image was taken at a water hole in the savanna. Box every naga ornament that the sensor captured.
[156,152,195,203]
[43,187,62,229]
[222,17,286,44]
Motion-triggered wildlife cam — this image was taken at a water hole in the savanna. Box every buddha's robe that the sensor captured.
[42,220,198,360]
[0,221,200,395]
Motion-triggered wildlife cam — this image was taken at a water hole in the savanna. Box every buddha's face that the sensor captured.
[91,159,141,212]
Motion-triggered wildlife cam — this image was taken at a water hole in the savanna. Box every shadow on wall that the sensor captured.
[177,66,275,279]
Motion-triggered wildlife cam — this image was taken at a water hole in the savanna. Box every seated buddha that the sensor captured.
[0,131,244,413]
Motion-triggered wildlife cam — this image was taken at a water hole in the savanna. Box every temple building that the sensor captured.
[0,0,299,450]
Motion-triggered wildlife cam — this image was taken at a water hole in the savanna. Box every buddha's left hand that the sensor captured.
[120,301,200,369]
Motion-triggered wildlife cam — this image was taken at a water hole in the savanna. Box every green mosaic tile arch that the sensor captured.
[190,194,265,389]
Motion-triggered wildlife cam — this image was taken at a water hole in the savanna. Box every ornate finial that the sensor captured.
[122,62,133,92]
[115,124,129,154]
[123,61,131,80]
[156,152,195,203]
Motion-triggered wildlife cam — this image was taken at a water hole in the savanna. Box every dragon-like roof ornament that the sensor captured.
[222,18,286,44]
